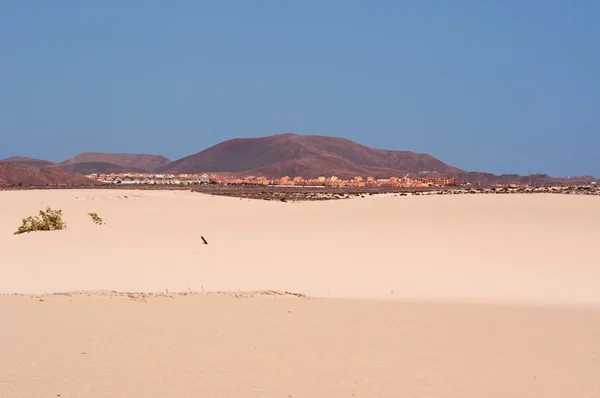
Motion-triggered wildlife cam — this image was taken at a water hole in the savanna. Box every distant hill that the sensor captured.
[61,152,171,172]
[0,162,97,186]
[462,172,597,186]
[4,134,596,185]
[2,156,55,168]
[53,162,147,175]
[158,133,463,178]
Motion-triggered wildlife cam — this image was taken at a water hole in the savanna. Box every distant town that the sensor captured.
[85,172,488,188]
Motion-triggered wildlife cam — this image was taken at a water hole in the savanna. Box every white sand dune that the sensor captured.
[1,189,600,397]
[2,293,600,398]
[1,189,599,305]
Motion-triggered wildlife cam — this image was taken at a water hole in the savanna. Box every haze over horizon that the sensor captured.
[1,2,599,177]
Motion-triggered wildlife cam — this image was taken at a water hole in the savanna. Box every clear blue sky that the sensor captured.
[1,1,598,176]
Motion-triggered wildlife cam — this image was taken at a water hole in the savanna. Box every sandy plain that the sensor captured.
[1,189,599,397]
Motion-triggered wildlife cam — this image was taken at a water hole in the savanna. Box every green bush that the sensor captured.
[88,212,104,225]
[14,207,67,235]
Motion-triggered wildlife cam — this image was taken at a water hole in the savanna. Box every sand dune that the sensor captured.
[1,189,600,397]
[1,189,599,305]
[2,293,600,398]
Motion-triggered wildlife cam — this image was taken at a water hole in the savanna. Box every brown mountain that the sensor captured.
[61,152,171,172]
[2,156,55,168]
[158,133,463,178]
[53,162,147,175]
[0,162,97,186]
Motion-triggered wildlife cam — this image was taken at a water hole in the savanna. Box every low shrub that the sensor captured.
[88,212,104,225]
[14,207,66,235]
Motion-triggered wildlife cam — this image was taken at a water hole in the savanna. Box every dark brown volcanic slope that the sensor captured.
[158,133,462,178]
[2,156,55,168]
[0,162,97,186]
[61,153,171,172]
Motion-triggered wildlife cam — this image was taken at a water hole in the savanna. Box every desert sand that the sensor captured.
[1,189,600,397]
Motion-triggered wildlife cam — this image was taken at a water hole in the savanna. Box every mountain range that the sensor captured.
[0,162,95,186]
[1,133,596,186]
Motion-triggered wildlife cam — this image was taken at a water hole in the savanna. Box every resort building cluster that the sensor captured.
[86,173,462,187]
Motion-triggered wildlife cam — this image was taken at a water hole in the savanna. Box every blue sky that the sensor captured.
[1,1,598,176]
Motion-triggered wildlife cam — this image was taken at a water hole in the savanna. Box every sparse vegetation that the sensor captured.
[14,207,66,235]
[88,212,104,225]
